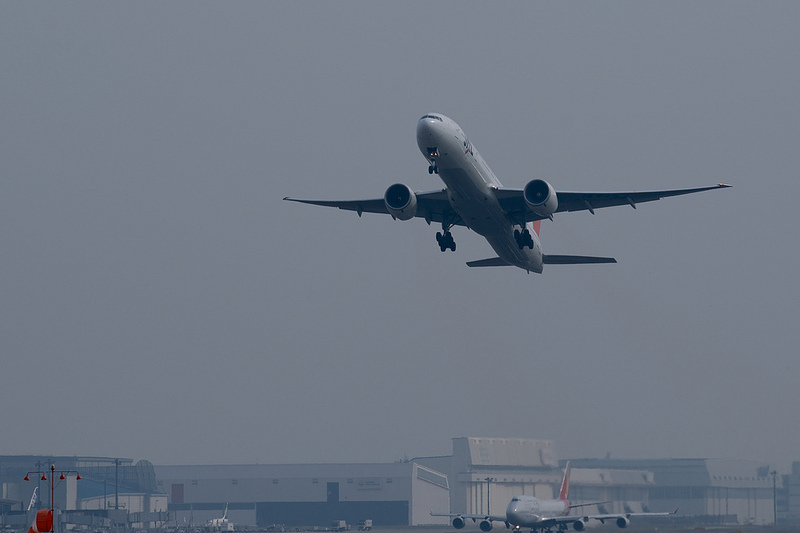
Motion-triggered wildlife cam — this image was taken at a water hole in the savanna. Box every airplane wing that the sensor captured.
[430,512,508,524]
[283,190,466,226]
[551,509,678,528]
[495,184,731,222]
[467,255,617,267]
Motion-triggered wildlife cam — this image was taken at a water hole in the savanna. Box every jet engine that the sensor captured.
[615,517,630,529]
[523,179,558,218]
[479,520,493,532]
[384,183,418,220]
[452,517,466,529]
[572,520,587,531]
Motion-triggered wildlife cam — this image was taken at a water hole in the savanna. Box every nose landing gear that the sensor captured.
[426,147,439,174]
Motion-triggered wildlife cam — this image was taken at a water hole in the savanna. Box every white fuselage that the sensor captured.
[416,114,544,273]
[505,495,570,527]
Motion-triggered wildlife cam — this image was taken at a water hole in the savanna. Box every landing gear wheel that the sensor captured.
[436,231,455,252]
[515,228,535,249]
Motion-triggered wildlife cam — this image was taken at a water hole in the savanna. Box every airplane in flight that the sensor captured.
[284,113,730,273]
[431,462,676,532]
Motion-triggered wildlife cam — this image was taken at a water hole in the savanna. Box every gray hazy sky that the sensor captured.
[2,2,798,471]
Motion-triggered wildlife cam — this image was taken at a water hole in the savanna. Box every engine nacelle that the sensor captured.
[452,517,466,529]
[384,183,417,220]
[479,520,493,532]
[572,520,586,531]
[523,179,558,218]
[615,517,630,529]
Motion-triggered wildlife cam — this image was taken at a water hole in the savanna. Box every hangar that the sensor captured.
[154,461,450,527]
[416,437,566,517]
[569,458,780,526]
[154,438,564,528]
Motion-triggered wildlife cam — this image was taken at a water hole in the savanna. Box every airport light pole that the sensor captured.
[115,458,120,510]
[24,464,81,533]
[484,478,494,516]
[771,470,777,525]
[34,461,45,510]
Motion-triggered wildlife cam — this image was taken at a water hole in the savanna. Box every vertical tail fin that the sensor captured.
[532,220,541,236]
[558,461,571,501]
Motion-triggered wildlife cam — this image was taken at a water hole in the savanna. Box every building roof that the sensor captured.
[154,462,417,480]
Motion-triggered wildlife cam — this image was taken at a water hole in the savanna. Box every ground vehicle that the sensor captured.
[331,521,349,532]
[357,520,372,531]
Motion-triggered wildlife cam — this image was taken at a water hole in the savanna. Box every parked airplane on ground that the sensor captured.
[207,504,234,532]
[432,462,675,532]
[284,113,730,273]
[26,486,38,512]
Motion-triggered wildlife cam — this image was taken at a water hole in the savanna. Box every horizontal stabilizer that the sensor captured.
[543,255,617,265]
[466,257,511,267]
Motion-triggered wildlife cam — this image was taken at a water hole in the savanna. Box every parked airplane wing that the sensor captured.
[430,511,509,524]
[283,189,465,226]
[559,508,678,530]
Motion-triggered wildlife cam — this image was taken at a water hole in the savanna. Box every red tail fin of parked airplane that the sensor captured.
[558,461,571,501]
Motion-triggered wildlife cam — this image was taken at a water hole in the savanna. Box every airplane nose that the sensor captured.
[506,503,518,519]
[416,116,437,140]
[417,115,443,155]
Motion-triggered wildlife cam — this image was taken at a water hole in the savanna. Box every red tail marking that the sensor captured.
[558,462,571,501]
[532,220,541,236]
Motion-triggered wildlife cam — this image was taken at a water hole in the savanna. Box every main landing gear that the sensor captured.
[436,215,458,252]
[514,228,534,249]
[436,231,455,252]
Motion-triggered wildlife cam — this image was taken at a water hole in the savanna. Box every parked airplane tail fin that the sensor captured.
[559,462,571,501]
[27,487,38,512]
[543,255,616,264]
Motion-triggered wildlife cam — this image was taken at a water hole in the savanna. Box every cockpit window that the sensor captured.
[421,114,443,122]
